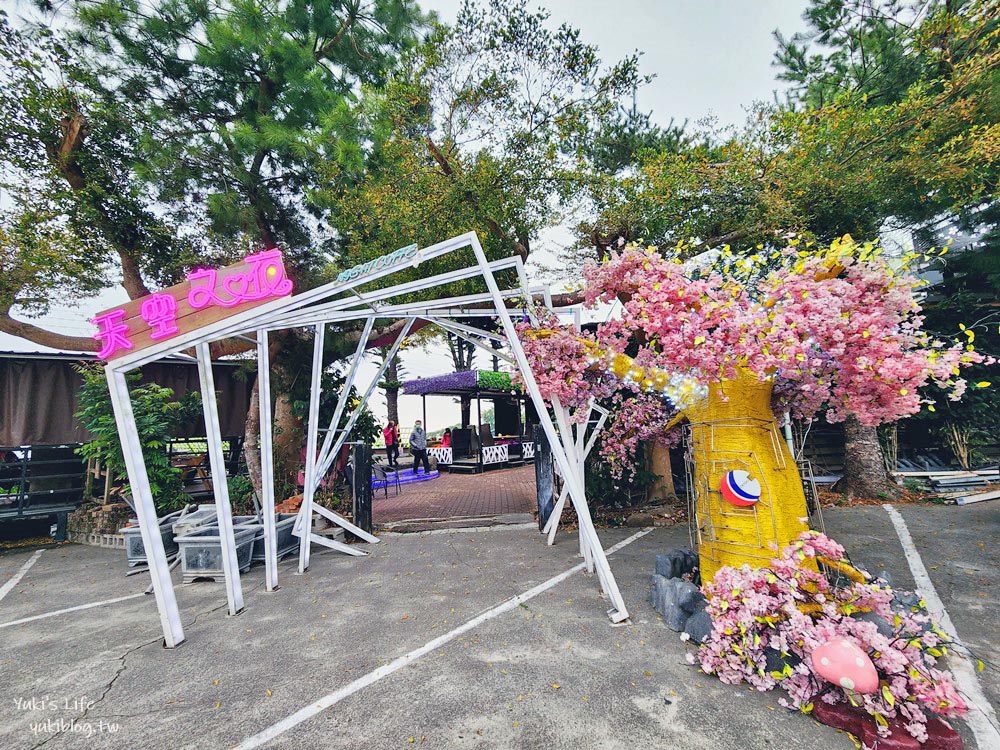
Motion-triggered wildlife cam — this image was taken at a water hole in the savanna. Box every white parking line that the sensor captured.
[883,504,999,747]
[233,528,654,750]
[0,592,148,629]
[0,549,44,603]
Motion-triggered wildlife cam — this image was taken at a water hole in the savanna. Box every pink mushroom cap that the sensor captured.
[811,638,880,694]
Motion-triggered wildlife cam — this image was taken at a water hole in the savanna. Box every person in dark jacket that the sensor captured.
[409,420,430,474]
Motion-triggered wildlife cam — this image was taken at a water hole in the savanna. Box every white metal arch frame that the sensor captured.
[105,232,630,648]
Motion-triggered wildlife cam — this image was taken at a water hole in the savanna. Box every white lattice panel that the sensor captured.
[481,444,509,464]
[428,447,453,464]
[522,442,535,459]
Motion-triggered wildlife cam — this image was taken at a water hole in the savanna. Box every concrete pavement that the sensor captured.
[0,502,996,749]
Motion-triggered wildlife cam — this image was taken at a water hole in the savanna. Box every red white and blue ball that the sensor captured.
[720,470,761,507]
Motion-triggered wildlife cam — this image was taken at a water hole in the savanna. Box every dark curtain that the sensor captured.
[0,357,252,446]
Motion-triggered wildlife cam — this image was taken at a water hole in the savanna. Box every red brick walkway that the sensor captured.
[373,464,536,524]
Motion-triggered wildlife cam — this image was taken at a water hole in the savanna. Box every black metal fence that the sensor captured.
[0,444,87,538]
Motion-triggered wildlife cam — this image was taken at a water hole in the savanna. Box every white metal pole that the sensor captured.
[298,323,326,573]
[105,368,185,647]
[314,317,375,473]
[572,406,593,571]
[468,235,629,622]
[544,404,607,545]
[196,344,245,616]
[783,412,796,456]
[311,318,415,492]
[550,397,592,570]
[256,330,279,592]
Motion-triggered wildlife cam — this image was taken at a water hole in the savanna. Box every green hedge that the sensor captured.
[477,371,518,391]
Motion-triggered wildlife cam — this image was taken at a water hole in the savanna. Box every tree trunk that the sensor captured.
[384,353,400,424]
[645,442,677,503]
[461,396,472,428]
[833,415,902,500]
[271,389,303,499]
[244,377,263,499]
[683,370,812,582]
[943,421,971,470]
[0,309,100,352]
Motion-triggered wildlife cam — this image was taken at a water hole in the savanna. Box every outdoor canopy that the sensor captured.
[102,232,631,648]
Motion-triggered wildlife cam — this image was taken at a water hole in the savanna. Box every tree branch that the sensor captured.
[0,309,99,352]
[43,109,151,299]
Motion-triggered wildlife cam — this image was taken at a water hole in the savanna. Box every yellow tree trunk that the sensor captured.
[683,371,811,582]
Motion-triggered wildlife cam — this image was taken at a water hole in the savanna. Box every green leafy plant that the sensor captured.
[585,443,660,509]
[74,364,200,512]
[226,474,255,516]
[290,368,380,448]
[477,370,516,391]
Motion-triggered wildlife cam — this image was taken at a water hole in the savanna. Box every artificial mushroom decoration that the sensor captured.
[811,638,880,694]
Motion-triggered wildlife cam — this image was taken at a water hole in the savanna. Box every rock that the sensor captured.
[763,647,801,674]
[893,591,922,610]
[627,512,655,528]
[649,576,689,630]
[852,610,894,637]
[654,548,699,579]
[670,549,691,576]
[649,574,671,613]
[664,606,689,631]
[675,581,705,613]
[664,579,697,630]
[654,554,676,578]
[683,610,713,644]
[681,549,698,574]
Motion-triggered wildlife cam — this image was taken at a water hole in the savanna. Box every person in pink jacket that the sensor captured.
[383,421,400,468]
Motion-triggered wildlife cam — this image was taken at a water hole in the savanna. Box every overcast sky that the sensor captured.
[1,0,810,434]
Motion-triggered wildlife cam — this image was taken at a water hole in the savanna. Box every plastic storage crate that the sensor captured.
[119,521,178,567]
[175,526,256,584]
[171,505,218,538]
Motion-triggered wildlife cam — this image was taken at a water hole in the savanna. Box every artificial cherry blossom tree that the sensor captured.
[518,236,987,576]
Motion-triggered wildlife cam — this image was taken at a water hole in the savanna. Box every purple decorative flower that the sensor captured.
[402,370,478,395]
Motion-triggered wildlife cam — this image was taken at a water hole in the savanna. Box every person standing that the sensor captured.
[383,421,399,468]
[409,420,430,474]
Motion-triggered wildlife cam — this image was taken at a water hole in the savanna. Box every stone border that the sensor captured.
[68,531,126,550]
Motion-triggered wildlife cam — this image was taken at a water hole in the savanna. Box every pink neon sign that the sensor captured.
[91,249,293,359]
[91,309,134,359]
[187,249,293,309]
[140,293,180,340]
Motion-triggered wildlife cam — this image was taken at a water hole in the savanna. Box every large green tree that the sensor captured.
[774,0,999,493]
[0,14,187,349]
[321,0,647,283]
[3,1,429,489]
[320,0,651,424]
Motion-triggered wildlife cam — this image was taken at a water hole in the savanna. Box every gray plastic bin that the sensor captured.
[176,526,256,584]
[120,521,178,567]
[251,513,298,562]
[171,504,219,538]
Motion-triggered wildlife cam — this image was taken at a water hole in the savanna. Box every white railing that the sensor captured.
[428,446,453,464]
[481,444,509,465]
[522,441,535,459]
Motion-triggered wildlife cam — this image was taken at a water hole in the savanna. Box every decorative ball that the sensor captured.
[811,639,879,694]
[720,470,761,507]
